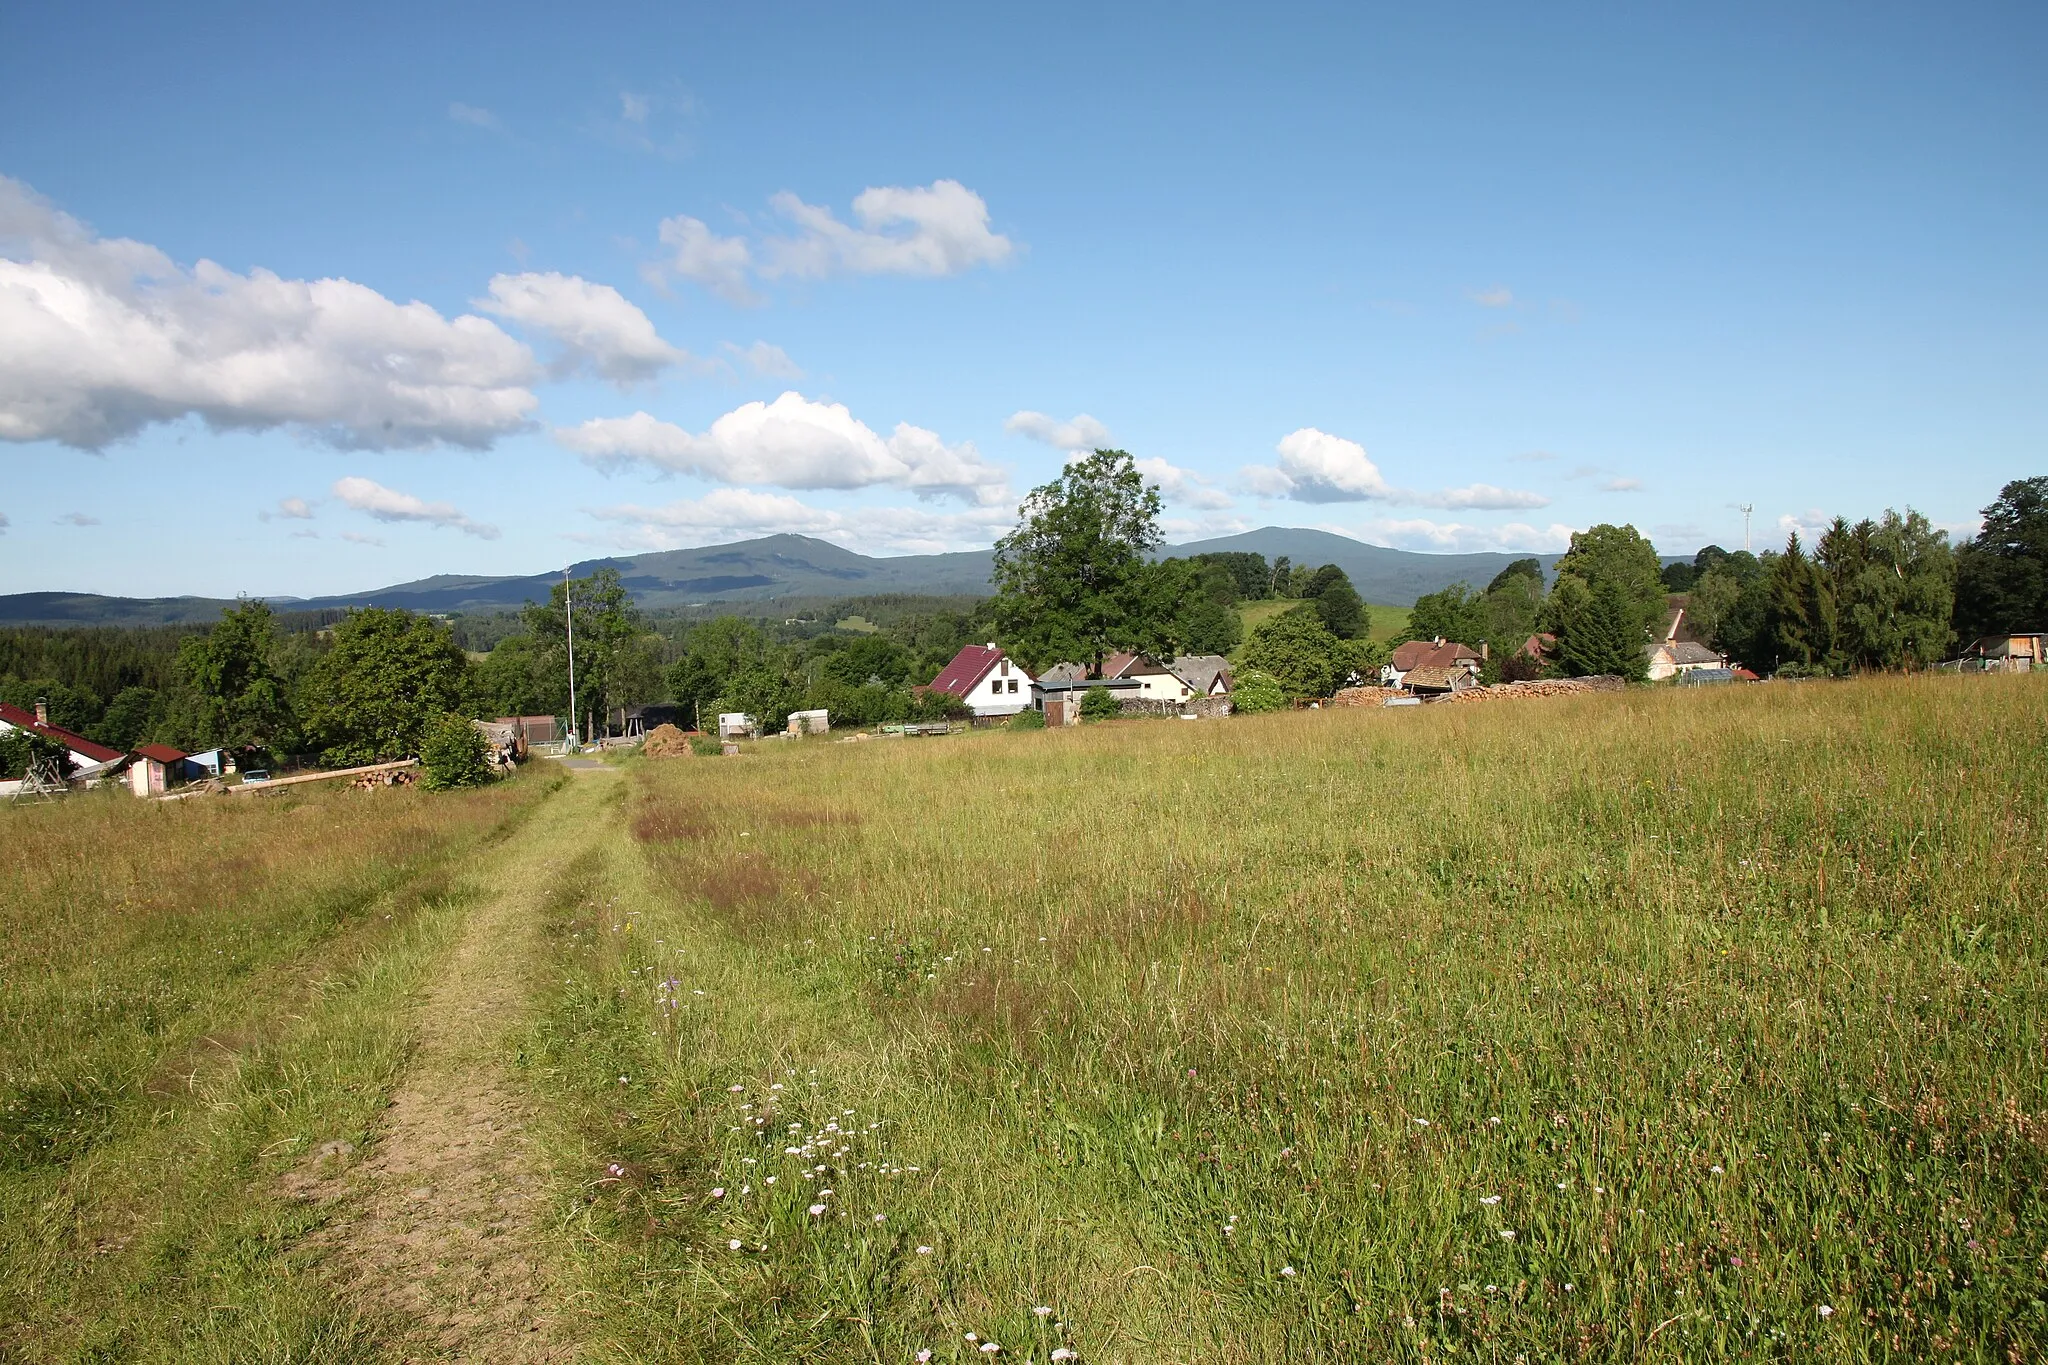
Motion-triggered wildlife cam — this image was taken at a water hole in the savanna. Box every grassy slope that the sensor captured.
[1239,598,1410,642]
[526,674,2048,1362]
[0,770,558,1360]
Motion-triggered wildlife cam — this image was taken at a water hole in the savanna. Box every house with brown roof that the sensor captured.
[128,743,190,797]
[1170,654,1234,699]
[1383,638,1484,690]
[928,644,1034,717]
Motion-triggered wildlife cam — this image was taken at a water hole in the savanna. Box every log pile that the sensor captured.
[642,723,695,758]
[348,768,418,790]
[1439,676,1626,703]
[1329,686,1394,707]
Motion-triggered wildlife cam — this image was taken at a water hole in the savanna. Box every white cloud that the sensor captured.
[587,488,1014,555]
[1258,428,1395,502]
[1600,477,1644,493]
[762,180,1013,280]
[649,215,757,305]
[650,180,1012,301]
[476,271,685,384]
[1776,508,1832,545]
[340,531,385,547]
[56,511,99,527]
[557,391,1009,507]
[448,102,501,130]
[620,92,650,124]
[1005,410,1112,452]
[1471,286,1515,308]
[1246,427,1547,510]
[1133,456,1234,511]
[333,476,500,539]
[259,496,314,522]
[1346,517,1579,554]
[722,340,803,378]
[0,176,539,450]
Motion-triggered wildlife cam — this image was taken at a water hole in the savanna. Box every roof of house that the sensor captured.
[929,644,1019,696]
[1099,652,1142,678]
[1666,641,1722,666]
[0,702,123,764]
[1732,666,1761,680]
[1403,665,1468,692]
[1967,634,2047,657]
[1390,639,1482,673]
[1517,632,1557,659]
[1170,654,1233,694]
[1037,661,1089,685]
[1035,676,1139,693]
[133,743,187,763]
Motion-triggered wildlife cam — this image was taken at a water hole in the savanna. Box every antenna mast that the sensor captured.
[1739,503,1754,553]
[564,567,578,750]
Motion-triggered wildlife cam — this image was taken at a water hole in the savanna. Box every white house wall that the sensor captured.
[967,669,1032,715]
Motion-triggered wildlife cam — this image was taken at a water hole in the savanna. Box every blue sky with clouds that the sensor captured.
[2,2,2042,598]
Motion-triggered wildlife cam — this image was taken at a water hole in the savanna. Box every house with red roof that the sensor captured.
[927,644,1034,717]
[0,700,126,796]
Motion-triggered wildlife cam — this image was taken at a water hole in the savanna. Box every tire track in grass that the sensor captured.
[309,765,619,1361]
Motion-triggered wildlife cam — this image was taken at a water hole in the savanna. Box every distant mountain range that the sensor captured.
[0,528,1607,626]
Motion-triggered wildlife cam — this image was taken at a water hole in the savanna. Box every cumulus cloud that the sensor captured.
[587,488,1014,555]
[333,476,500,539]
[1601,477,1643,493]
[1133,456,1234,511]
[649,180,1011,301]
[557,392,1009,507]
[722,340,802,378]
[475,272,685,384]
[650,215,757,305]
[1005,410,1112,452]
[0,176,539,450]
[259,496,314,522]
[1244,427,1548,510]
[1346,517,1578,554]
[762,180,1013,279]
[1470,286,1515,308]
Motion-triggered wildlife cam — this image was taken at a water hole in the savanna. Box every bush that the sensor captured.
[689,735,725,756]
[419,712,493,790]
[1230,669,1287,714]
[1008,707,1047,730]
[1080,687,1122,722]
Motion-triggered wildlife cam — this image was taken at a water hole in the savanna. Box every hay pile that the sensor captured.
[642,724,694,757]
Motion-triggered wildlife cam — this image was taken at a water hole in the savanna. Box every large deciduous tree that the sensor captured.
[178,599,295,752]
[522,567,659,736]
[301,608,470,766]
[991,449,1164,673]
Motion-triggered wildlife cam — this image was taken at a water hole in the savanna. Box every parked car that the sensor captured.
[241,770,272,784]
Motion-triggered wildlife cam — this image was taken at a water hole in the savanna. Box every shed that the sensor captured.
[785,708,830,736]
[129,743,189,797]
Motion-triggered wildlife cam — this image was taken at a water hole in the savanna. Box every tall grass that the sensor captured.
[0,771,556,1359]
[529,675,2047,1361]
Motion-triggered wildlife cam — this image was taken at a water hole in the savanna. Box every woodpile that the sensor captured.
[642,723,694,758]
[1439,676,1627,703]
[349,768,418,790]
[1329,685,1394,707]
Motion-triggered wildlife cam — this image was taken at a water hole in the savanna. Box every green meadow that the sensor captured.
[3,673,2043,1361]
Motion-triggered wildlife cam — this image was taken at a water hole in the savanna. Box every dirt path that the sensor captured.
[308,768,618,1361]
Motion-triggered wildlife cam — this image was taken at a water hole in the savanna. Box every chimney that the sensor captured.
[34,699,48,726]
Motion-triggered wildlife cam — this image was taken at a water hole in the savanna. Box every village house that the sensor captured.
[1099,652,1200,703]
[785,708,830,736]
[1170,654,1234,699]
[928,644,1034,717]
[127,743,197,795]
[1383,638,1484,690]
[0,701,124,795]
[1646,607,1726,681]
[1030,672,1139,725]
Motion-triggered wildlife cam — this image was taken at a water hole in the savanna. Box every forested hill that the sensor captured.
[0,529,1591,625]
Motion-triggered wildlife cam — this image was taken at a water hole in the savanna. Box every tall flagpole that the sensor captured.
[564,567,578,750]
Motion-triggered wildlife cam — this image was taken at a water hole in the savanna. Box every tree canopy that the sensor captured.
[301,609,470,766]
[1953,476,2048,637]
[991,449,1164,672]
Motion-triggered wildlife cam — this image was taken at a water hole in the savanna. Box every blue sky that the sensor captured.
[2,2,2042,598]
